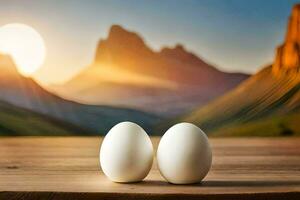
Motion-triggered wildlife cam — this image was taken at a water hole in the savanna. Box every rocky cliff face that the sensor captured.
[273,4,300,75]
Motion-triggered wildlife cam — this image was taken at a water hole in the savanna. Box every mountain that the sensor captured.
[0,54,159,135]
[0,100,85,136]
[171,4,300,136]
[53,25,248,116]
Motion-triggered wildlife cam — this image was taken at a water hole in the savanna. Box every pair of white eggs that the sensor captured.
[100,122,212,184]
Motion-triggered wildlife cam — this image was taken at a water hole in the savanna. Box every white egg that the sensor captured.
[157,122,212,184]
[100,121,153,183]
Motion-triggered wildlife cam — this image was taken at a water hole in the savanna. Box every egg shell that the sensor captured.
[100,121,153,183]
[157,122,212,184]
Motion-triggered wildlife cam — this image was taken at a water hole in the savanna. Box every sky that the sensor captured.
[0,0,299,84]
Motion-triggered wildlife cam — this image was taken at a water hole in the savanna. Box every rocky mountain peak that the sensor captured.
[108,25,143,43]
[0,54,19,75]
[285,4,300,43]
[160,44,207,66]
[273,4,300,75]
[95,25,152,62]
[174,44,185,51]
[160,44,186,55]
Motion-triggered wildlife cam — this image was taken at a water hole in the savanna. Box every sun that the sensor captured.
[0,23,46,76]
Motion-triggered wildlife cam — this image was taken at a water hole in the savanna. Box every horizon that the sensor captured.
[0,0,299,84]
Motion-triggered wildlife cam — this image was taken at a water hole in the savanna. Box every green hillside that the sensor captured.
[156,66,300,137]
[0,101,86,136]
[0,54,161,136]
[178,67,300,137]
[185,67,298,126]
[210,112,300,137]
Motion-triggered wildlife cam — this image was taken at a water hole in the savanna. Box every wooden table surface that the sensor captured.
[0,137,299,200]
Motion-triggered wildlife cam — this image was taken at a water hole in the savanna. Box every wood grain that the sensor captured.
[0,137,299,199]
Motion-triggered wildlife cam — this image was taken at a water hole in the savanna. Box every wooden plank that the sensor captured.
[0,137,299,199]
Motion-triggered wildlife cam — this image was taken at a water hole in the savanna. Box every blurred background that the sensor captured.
[0,0,299,136]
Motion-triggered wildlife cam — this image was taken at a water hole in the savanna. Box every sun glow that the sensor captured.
[0,23,46,76]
